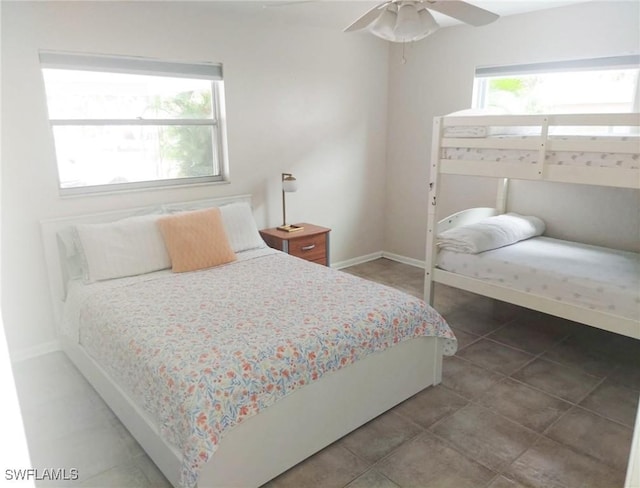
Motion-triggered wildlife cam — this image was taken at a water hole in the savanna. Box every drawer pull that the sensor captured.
[301,244,316,251]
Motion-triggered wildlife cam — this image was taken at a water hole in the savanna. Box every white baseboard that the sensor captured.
[331,252,383,270]
[11,340,61,364]
[381,252,425,269]
[332,251,425,270]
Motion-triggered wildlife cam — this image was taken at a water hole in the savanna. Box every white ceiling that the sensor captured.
[210,0,591,32]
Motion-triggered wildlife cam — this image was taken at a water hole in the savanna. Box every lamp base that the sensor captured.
[277,224,304,233]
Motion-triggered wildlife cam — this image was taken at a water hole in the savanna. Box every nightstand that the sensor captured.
[260,224,331,266]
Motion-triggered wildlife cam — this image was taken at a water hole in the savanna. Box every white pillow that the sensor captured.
[75,214,171,282]
[219,202,266,252]
[437,213,545,254]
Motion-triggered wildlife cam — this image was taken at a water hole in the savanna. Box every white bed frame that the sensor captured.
[41,195,447,488]
[425,113,640,340]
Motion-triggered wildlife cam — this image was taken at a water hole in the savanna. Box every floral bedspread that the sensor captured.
[70,251,456,487]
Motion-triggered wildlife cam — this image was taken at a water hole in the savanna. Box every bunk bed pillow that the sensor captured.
[437,213,545,254]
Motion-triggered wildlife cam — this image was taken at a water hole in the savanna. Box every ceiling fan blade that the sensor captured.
[344,1,391,32]
[424,0,498,26]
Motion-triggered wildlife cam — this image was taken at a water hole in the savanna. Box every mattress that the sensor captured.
[437,236,640,320]
[63,249,455,487]
[442,134,639,170]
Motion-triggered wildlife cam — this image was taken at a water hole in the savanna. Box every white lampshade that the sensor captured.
[369,8,397,42]
[414,8,439,40]
[368,1,439,43]
[282,175,298,193]
[394,3,421,39]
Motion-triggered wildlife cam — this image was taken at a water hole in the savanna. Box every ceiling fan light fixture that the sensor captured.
[368,1,440,43]
[345,0,497,42]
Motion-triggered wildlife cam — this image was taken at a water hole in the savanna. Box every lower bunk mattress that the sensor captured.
[62,249,456,487]
[437,236,640,321]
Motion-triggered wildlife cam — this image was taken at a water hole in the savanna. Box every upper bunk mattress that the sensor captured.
[437,236,640,321]
[442,134,640,170]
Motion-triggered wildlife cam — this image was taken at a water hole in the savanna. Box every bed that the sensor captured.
[41,194,456,488]
[425,112,640,340]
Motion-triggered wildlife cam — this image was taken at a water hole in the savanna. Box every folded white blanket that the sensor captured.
[437,213,545,254]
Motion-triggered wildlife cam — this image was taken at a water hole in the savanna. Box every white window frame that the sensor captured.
[473,55,640,114]
[40,51,230,196]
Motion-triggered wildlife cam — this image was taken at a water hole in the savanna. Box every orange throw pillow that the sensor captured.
[158,208,236,273]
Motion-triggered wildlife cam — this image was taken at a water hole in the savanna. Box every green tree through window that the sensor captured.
[155,90,215,178]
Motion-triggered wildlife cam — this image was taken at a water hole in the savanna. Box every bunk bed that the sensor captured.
[425,112,640,340]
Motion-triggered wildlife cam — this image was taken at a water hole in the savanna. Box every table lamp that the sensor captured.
[277,173,304,232]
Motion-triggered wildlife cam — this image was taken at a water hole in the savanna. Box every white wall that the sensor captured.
[1,1,389,358]
[384,1,640,259]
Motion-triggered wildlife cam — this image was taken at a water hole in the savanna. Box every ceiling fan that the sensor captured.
[344,1,499,43]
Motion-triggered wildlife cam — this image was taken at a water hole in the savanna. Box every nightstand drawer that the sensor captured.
[288,234,326,262]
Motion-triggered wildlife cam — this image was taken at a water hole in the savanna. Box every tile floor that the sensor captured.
[11,258,640,487]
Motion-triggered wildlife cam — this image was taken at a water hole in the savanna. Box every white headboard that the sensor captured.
[40,194,252,333]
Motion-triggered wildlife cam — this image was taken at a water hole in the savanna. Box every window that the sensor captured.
[473,56,640,115]
[40,52,229,195]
